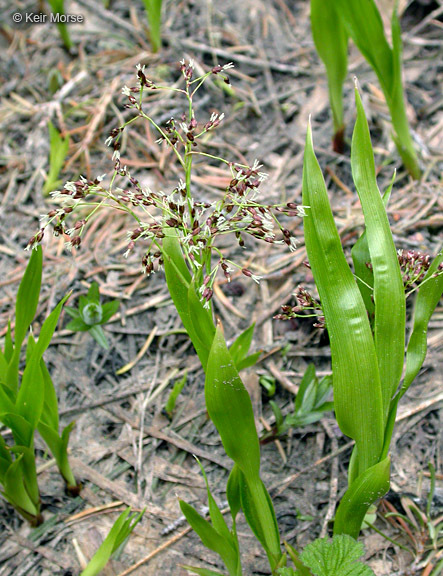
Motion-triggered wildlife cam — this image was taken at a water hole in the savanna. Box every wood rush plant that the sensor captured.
[310,0,421,179]
[300,85,442,540]
[32,62,442,572]
[0,247,79,526]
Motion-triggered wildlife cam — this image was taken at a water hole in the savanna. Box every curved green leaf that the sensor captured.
[333,456,390,538]
[352,88,405,422]
[310,0,348,138]
[302,121,383,474]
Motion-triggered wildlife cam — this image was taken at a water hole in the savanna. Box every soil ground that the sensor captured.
[0,0,442,575]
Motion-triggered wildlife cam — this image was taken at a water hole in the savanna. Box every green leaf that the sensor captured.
[1,413,34,447]
[205,321,261,477]
[229,323,255,367]
[205,323,282,569]
[269,400,284,431]
[164,372,187,418]
[197,459,233,545]
[333,456,390,538]
[43,121,70,195]
[80,507,145,576]
[333,0,392,96]
[2,452,40,518]
[295,365,316,413]
[226,465,242,522]
[88,325,109,350]
[38,358,59,431]
[310,0,348,142]
[100,300,120,324]
[38,420,76,487]
[302,120,384,475]
[238,470,281,568]
[235,351,261,372]
[46,0,73,50]
[6,247,42,392]
[351,175,394,322]
[389,9,421,180]
[4,322,14,364]
[284,542,313,576]
[10,444,40,510]
[300,535,375,576]
[163,228,214,370]
[16,294,69,428]
[65,317,90,332]
[352,87,405,422]
[141,0,163,53]
[87,282,100,303]
[182,566,227,576]
[180,500,239,576]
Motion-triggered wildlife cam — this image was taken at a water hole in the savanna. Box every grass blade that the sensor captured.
[302,120,384,474]
[6,247,42,392]
[333,456,390,538]
[352,86,405,422]
[310,0,348,151]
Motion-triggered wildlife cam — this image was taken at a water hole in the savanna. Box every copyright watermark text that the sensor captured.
[12,12,84,24]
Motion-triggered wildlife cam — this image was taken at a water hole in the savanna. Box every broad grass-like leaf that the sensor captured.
[180,500,240,576]
[80,507,145,576]
[47,0,73,50]
[1,452,40,519]
[333,456,390,539]
[302,120,384,474]
[382,248,443,459]
[38,421,76,488]
[229,324,255,366]
[237,470,281,567]
[205,321,261,476]
[229,323,261,372]
[141,0,163,53]
[351,176,394,321]
[205,321,282,569]
[16,294,69,428]
[310,0,348,150]
[6,247,42,393]
[331,0,420,178]
[352,87,405,422]
[43,121,70,195]
[164,372,187,418]
[163,228,215,369]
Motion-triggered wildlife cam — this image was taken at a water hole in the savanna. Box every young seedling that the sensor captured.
[263,364,333,442]
[164,371,187,420]
[310,0,421,179]
[43,121,70,196]
[0,246,78,525]
[301,83,442,538]
[65,282,119,350]
[80,507,145,576]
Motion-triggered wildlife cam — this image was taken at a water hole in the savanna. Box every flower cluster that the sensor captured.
[364,249,442,290]
[275,285,325,328]
[396,249,431,289]
[33,60,305,308]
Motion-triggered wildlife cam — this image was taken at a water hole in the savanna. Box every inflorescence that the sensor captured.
[29,59,305,309]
